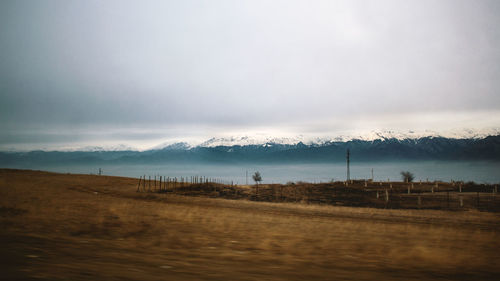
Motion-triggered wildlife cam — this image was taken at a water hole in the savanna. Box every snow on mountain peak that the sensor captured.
[194,128,500,148]
[198,135,308,147]
[59,144,137,152]
[152,141,192,150]
[3,128,497,152]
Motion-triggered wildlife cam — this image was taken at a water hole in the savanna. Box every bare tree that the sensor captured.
[252,171,262,196]
[400,171,415,183]
[252,171,262,185]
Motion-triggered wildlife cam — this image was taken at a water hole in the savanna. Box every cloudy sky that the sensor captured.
[1,0,499,150]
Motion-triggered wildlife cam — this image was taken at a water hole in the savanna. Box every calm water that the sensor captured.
[9,161,500,184]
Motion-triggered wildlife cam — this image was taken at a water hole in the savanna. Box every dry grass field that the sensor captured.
[163,179,500,212]
[1,169,499,280]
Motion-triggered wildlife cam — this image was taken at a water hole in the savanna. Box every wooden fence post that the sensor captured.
[137,176,142,192]
[476,191,480,208]
[447,191,450,209]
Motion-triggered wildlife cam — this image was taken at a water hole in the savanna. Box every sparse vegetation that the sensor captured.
[1,169,499,280]
[401,171,415,182]
[252,171,262,196]
[252,171,262,185]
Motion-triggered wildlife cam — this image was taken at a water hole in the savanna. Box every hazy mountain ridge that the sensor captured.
[9,128,494,152]
[1,135,500,165]
[155,128,500,150]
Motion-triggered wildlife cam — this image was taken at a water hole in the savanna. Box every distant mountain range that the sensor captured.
[151,128,500,150]
[1,135,500,166]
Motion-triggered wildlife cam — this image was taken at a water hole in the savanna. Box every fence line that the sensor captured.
[134,176,500,211]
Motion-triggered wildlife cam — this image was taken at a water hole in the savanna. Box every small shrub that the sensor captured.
[400,171,415,183]
[252,172,262,185]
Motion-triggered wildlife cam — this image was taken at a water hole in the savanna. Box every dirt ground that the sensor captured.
[0,169,499,280]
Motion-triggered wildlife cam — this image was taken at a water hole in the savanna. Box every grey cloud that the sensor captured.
[1,0,499,149]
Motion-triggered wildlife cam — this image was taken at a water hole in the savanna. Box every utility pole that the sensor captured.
[246,170,248,185]
[371,168,374,181]
[346,149,350,181]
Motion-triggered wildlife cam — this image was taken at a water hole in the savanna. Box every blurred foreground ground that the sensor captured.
[0,169,499,280]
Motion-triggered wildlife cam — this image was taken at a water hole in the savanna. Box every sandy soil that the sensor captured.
[0,169,499,280]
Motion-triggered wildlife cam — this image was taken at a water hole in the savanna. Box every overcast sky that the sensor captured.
[1,0,499,150]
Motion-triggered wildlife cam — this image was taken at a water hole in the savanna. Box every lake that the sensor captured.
[8,161,500,184]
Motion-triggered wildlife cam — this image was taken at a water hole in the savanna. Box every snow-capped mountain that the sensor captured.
[191,128,500,148]
[2,128,499,153]
[57,144,137,152]
[151,142,192,151]
[198,136,309,147]
[78,128,500,151]
[2,133,500,164]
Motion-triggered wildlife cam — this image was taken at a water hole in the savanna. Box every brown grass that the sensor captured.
[160,180,500,211]
[1,169,499,280]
